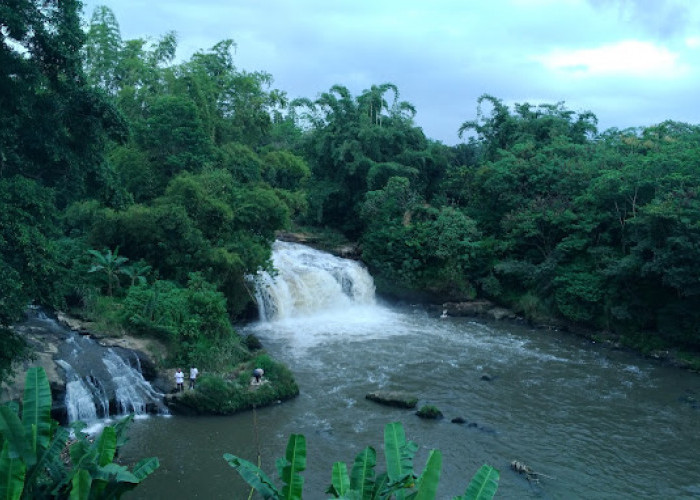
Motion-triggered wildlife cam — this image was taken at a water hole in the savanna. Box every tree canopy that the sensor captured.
[2,2,699,380]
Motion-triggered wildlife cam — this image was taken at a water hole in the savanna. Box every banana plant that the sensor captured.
[224,433,306,500]
[0,367,159,499]
[224,421,500,500]
[87,247,130,296]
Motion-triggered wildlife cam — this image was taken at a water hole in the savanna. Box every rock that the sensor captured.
[442,300,517,321]
[487,307,516,321]
[443,300,494,316]
[334,243,361,259]
[163,393,199,416]
[365,391,418,409]
[276,231,319,244]
[416,405,443,419]
[452,417,467,424]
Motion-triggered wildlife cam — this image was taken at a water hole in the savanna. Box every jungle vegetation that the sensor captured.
[2,0,700,385]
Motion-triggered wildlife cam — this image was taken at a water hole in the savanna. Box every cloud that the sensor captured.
[536,40,686,77]
[586,0,693,39]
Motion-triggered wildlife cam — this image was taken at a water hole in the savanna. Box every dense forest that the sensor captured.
[2,0,700,382]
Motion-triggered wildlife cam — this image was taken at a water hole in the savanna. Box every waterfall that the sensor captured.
[251,241,376,321]
[55,334,168,423]
[13,309,168,424]
[57,360,99,422]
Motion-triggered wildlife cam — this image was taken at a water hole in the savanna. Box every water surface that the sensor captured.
[122,303,700,499]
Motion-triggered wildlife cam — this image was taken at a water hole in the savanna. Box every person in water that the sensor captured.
[175,368,184,392]
[189,366,199,389]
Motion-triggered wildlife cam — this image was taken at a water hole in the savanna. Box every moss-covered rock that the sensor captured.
[365,391,418,409]
[416,405,443,419]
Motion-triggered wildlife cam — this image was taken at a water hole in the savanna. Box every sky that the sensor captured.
[79,0,700,145]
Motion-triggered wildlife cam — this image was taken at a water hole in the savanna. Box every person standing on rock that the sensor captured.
[252,368,264,385]
[175,368,184,392]
[189,366,199,389]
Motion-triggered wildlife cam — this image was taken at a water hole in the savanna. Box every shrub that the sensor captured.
[224,421,499,499]
[416,404,444,419]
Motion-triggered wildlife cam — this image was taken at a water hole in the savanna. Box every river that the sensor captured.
[120,242,700,499]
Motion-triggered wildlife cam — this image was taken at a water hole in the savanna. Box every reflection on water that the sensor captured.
[122,304,700,499]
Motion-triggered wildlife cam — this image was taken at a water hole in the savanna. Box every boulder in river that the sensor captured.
[365,390,418,409]
[442,300,516,320]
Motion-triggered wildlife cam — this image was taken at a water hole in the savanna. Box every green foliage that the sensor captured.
[0,367,157,499]
[224,421,499,500]
[0,328,29,385]
[361,189,484,300]
[0,0,127,205]
[295,83,435,237]
[87,248,130,297]
[175,356,299,414]
[456,465,501,500]
[277,434,306,500]
[122,275,248,369]
[416,405,443,419]
[0,177,65,325]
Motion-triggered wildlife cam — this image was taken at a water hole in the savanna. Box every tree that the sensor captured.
[0,0,127,206]
[0,177,64,324]
[87,248,130,296]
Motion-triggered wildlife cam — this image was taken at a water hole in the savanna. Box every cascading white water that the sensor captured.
[252,241,376,321]
[32,313,170,423]
[102,349,164,415]
[57,360,99,422]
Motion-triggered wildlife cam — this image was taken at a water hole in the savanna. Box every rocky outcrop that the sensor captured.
[276,231,362,260]
[365,390,418,409]
[442,300,517,321]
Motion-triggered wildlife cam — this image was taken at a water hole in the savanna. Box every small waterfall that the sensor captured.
[55,334,168,423]
[13,309,168,424]
[251,241,376,321]
[103,349,163,415]
[57,360,99,422]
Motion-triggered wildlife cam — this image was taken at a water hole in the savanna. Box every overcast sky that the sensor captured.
[80,0,700,145]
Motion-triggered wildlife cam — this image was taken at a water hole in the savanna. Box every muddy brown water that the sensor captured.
[121,304,700,499]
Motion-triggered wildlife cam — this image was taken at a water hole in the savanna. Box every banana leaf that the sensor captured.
[349,446,376,498]
[383,422,417,500]
[0,406,32,465]
[130,457,160,481]
[21,367,52,454]
[223,453,280,499]
[457,464,499,500]
[279,434,306,500]
[0,442,26,500]
[414,450,442,500]
[69,469,91,500]
[94,426,117,467]
[371,473,389,500]
[329,462,350,497]
[25,426,70,495]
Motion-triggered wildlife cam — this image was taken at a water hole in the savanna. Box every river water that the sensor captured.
[121,243,700,499]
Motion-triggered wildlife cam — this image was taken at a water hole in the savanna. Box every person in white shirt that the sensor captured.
[189,366,199,389]
[175,368,184,392]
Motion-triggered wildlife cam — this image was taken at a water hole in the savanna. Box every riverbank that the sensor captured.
[1,309,299,422]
